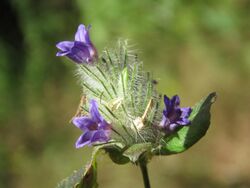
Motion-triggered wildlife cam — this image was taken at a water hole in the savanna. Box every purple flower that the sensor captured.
[56,24,97,64]
[72,99,111,148]
[159,95,192,133]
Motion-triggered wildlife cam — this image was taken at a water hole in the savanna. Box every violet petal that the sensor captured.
[90,100,103,122]
[75,24,91,44]
[56,41,74,51]
[75,131,94,148]
[72,117,95,131]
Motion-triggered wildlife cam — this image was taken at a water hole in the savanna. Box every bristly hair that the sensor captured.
[75,40,163,146]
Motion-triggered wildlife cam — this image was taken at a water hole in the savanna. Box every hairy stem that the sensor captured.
[139,162,151,188]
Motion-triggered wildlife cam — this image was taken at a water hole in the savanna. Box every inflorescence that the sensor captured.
[56,24,192,150]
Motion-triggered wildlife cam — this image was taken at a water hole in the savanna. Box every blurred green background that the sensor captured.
[1,0,250,187]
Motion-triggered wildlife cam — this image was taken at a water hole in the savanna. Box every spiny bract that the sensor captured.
[75,40,163,148]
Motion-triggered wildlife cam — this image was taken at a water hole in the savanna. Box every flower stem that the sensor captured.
[139,162,151,188]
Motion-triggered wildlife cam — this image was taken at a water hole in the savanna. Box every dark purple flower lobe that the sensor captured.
[56,24,97,64]
[159,95,192,133]
[72,99,111,148]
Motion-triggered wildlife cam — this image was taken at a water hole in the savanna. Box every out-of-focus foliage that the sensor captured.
[1,0,250,187]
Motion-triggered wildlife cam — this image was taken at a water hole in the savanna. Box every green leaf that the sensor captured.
[102,143,130,165]
[56,168,85,188]
[123,142,152,163]
[56,150,98,188]
[75,159,98,188]
[158,92,216,155]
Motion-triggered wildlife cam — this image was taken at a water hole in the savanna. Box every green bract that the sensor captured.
[76,40,160,147]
